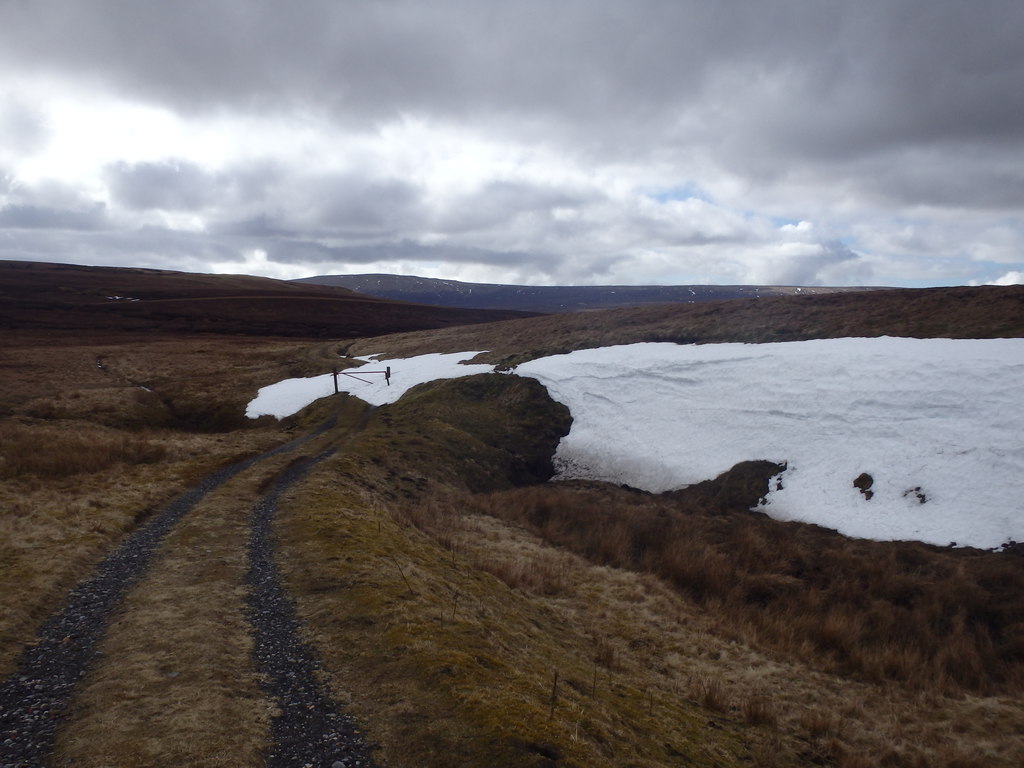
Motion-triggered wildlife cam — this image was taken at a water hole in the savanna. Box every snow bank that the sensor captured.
[516,338,1024,549]
[246,338,1024,549]
[245,352,492,418]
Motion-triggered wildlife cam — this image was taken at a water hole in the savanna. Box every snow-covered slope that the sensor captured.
[516,338,1024,550]
[247,338,1024,549]
[245,352,492,418]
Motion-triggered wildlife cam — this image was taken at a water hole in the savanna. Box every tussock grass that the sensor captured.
[0,422,166,478]
[271,383,794,766]
[373,482,1024,766]
[469,482,1024,696]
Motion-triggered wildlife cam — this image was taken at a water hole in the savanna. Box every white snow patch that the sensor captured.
[246,337,1024,549]
[516,338,1024,549]
[245,351,492,419]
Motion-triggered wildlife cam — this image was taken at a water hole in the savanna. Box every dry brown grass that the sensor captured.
[4,278,1023,767]
[280,463,1024,767]
[394,488,1024,766]
[0,332,321,679]
[467,483,1024,696]
[0,421,167,478]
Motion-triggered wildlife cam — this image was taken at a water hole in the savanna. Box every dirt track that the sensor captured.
[0,414,377,768]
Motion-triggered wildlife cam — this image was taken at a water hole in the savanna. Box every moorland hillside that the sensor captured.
[2,262,1023,768]
[0,259,535,339]
[295,272,886,313]
[342,282,1024,364]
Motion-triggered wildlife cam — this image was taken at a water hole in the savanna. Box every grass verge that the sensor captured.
[272,377,1024,767]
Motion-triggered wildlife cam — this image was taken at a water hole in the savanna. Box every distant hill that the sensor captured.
[0,261,537,339]
[341,283,1024,365]
[294,273,889,314]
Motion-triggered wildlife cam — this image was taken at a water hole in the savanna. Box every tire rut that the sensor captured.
[0,421,338,768]
[246,448,377,768]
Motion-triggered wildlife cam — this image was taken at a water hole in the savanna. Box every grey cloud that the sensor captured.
[264,239,553,273]
[6,3,1020,146]
[861,151,1024,211]
[0,202,106,230]
[106,160,217,211]
[439,181,598,235]
[304,176,423,236]
[0,94,48,156]
[757,241,868,286]
[0,177,110,231]
[3,3,1022,193]
[0,225,236,273]
[211,214,297,239]
[1,1,1022,285]
[211,171,425,239]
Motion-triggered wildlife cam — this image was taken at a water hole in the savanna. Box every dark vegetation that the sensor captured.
[346,283,1024,365]
[0,260,536,338]
[354,374,573,497]
[297,272,883,313]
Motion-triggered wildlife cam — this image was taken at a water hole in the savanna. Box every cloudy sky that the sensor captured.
[1,0,1022,287]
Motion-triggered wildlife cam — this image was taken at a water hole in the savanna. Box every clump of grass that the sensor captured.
[474,552,571,596]
[798,708,837,740]
[742,689,778,728]
[0,422,166,479]
[277,467,778,768]
[691,673,730,712]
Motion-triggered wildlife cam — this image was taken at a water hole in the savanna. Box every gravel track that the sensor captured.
[246,448,377,768]
[0,423,335,768]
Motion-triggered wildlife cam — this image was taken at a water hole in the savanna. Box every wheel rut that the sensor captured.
[0,409,376,768]
[247,448,376,768]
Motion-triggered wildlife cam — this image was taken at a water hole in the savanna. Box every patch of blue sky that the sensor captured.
[647,182,712,204]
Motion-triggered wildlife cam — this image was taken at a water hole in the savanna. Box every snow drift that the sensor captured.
[247,338,1024,549]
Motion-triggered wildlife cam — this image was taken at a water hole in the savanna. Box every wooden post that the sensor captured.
[332,368,339,394]
[549,670,559,720]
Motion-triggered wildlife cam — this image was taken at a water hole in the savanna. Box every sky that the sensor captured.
[1,0,1022,288]
[247,338,1024,549]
